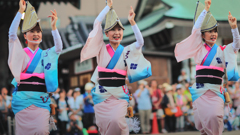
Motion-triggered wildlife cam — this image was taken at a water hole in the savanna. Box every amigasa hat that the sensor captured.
[193,1,218,32]
[22,1,42,33]
[104,7,124,32]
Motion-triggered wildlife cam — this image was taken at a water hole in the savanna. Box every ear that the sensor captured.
[24,33,27,40]
[201,33,205,39]
[105,32,109,37]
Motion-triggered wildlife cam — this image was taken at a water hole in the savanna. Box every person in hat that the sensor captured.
[134,80,152,134]
[8,0,62,134]
[174,0,240,134]
[80,0,151,134]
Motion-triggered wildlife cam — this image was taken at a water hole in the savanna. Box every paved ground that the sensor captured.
[131,131,240,135]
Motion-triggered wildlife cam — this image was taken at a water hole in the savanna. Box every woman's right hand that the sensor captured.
[107,0,113,8]
[205,0,211,11]
[19,0,26,14]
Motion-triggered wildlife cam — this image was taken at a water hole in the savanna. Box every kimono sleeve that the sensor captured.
[43,46,60,92]
[224,44,240,81]
[174,28,204,62]
[124,43,152,83]
[80,20,105,62]
[8,38,29,83]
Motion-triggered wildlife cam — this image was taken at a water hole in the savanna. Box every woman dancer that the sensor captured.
[8,0,62,134]
[80,0,151,134]
[175,0,240,134]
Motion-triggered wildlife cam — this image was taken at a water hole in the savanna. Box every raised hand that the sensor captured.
[128,6,136,26]
[48,9,58,30]
[107,0,113,8]
[205,0,211,11]
[228,11,237,29]
[19,0,26,14]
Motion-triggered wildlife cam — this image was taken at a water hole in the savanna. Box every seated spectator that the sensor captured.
[68,91,84,117]
[178,69,190,84]
[66,112,83,135]
[224,102,239,131]
[67,89,74,100]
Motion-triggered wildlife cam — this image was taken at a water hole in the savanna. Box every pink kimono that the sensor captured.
[175,9,240,135]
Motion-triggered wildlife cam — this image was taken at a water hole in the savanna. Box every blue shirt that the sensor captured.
[83,93,94,113]
[135,88,152,110]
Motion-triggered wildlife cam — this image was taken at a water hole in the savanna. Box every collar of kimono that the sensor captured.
[200,43,218,66]
[23,47,42,73]
[106,44,124,69]
[106,44,115,57]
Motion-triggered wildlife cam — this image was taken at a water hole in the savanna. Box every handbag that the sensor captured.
[164,108,175,116]
[175,106,183,117]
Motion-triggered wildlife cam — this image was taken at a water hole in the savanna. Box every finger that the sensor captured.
[48,15,54,18]
[130,6,133,11]
[229,11,232,16]
[54,9,57,16]
[50,10,56,16]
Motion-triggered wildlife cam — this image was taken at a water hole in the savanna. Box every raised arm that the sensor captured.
[48,9,63,53]
[228,12,240,52]
[80,1,111,62]
[192,0,211,32]
[128,6,144,49]
[8,0,29,83]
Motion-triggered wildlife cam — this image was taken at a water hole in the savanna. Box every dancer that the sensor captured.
[80,0,151,134]
[175,0,240,134]
[8,0,62,134]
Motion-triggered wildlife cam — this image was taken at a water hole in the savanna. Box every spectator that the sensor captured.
[1,87,11,108]
[233,82,240,109]
[174,84,187,132]
[68,91,84,116]
[183,83,192,105]
[134,80,152,134]
[161,84,176,133]
[66,112,83,135]
[50,95,58,135]
[151,80,167,133]
[67,89,74,100]
[53,87,60,100]
[56,90,69,135]
[224,102,239,131]
[82,82,95,129]
[0,95,7,134]
[178,69,189,84]
[185,102,195,131]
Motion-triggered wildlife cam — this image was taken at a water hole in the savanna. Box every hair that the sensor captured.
[201,27,218,42]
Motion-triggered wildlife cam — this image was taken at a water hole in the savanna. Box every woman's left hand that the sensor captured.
[228,11,237,29]
[48,9,58,30]
[128,6,136,26]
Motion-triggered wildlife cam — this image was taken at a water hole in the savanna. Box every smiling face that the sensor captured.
[202,28,218,46]
[105,24,123,45]
[24,24,42,46]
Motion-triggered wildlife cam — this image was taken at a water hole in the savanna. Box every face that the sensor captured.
[1,87,7,96]
[202,28,218,46]
[139,84,144,89]
[24,25,42,45]
[177,89,182,95]
[151,80,157,88]
[67,89,73,97]
[60,91,66,98]
[105,24,123,45]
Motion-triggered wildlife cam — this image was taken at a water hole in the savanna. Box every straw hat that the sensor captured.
[84,82,94,91]
[193,1,218,32]
[104,7,124,32]
[22,1,42,33]
[165,85,173,92]
[138,80,148,85]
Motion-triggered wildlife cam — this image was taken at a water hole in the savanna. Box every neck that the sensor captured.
[110,42,120,51]
[205,42,215,47]
[28,44,39,51]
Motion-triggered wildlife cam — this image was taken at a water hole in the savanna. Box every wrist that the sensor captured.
[129,20,136,26]
[205,7,209,12]
[231,25,237,29]
[52,25,57,31]
[18,9,24,14]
